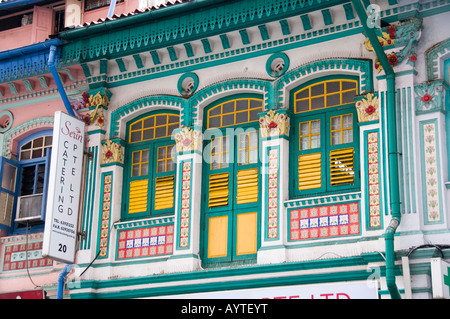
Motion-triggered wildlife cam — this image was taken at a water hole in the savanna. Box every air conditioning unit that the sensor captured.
[15,194,43,224]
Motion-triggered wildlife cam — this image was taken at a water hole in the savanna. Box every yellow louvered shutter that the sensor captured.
[236,168,258,204]
[154,175,174,210]
[298,153,322,190]
[208,172,229,208]
[128,179,148,214]
[329,147,355,186]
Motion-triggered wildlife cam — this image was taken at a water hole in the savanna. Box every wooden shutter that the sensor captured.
[236,168,258,204]
[154,175,174,210]
[236,211,257,256]
[128,179,148,214]
[0,192,14,227]
[207,215,228,258]
[208,172,229,208]
[31,6,53,44]
[0,157,20,232]
[329,147,355,186]
[298,153,322,190]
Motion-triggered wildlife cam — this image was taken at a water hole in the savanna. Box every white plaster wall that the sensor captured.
[415,11,450,83]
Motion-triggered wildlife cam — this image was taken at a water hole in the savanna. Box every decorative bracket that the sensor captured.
[259,109,291,138]
[173,126,203,153]
[101,138,125,166]
[364,18,422,73]
[355,92,379,122]
[71,88,111,128]
[82,88,111,128]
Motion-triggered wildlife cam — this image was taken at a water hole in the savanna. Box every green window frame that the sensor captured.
[201,94,263,267]
[123,112,179,220]
[291,76,360,198]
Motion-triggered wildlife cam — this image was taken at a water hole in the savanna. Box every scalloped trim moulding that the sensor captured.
[2,117,54,158]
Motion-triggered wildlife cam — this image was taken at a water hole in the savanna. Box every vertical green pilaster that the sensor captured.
[80,145,98,250]
[257,109,291,262]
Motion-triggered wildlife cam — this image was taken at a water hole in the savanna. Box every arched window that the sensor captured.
[202,94,263,267]
[290,77,360,198]
[123,112,180,220]
[18,135,52,200]
[19,135,52,160]
[0,130,53,233]
[206,97,263,129]
[293,78,358,113]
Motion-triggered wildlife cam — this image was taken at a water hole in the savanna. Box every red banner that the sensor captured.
[0,290,44,299]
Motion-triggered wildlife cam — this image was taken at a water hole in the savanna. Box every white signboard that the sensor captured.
[431,258,450,299]
[154,281,379,299]
[43,111,85,264]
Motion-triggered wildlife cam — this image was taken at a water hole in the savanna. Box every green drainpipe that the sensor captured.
[351,0,402,299]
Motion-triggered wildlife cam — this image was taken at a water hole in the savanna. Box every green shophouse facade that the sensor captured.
[55,0,450,299]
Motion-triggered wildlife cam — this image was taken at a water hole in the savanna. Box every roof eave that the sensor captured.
[59,0,221,40]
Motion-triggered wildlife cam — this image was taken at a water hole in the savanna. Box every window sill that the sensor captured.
[202,258,257,269]
[284,189,362,209]
[290,187,360,200]
[114,214,175,230]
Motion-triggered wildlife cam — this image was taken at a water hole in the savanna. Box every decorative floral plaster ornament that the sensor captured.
[355,93,379,122]
[421,94,432,103]
[101,140,125,165]
[259,110,290,138]
[174,126,202,153]
[388,53,398,66]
